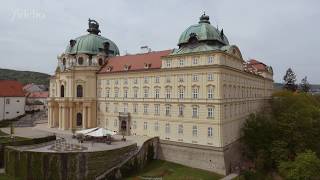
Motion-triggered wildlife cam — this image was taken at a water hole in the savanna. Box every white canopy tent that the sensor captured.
[83,128,117,137]
[75,127,98,135]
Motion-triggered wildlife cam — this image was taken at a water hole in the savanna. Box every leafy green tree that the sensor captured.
[241,91,320,174]
[279,150,320,180]
[283,68,297,91]
[300,76,311,93]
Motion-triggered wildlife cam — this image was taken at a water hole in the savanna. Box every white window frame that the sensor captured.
[192,87,199,99]
[208,127,213,137]
[208,107,214,118]
[192,125,198,137]
[192,106,198,118]
[165,105,171,116]
[178,124,183,135]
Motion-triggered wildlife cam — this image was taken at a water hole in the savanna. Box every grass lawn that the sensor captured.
[125,160,223,180]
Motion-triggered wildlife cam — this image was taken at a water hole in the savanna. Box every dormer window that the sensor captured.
[124,64,131,71]
[106,66,113,72]
[78,57,84,65]
[98,58,103,66]
[69,39,76,47]
[144,63,151,69]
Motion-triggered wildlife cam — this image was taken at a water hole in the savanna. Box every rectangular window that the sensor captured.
[179,59,184,66]
[208,87,214,99]
[166,60,171,67]
[208,73,213,81]
[208,56,214,64]
[166,89,171,99]
[155,76,160,83]
[178,124,183,135]
[178,75,184,82]
[124,79,128,85]
[155,89,160,99]
[208,107,214,118]
[178,105,184,116]
[133,104,138,113]
[192,57,198,65]
[208,127,213,137]
[115,80,119,85]
[165,105,171,116]
[143,104,148,114]
[192,107,198,118]
[106,89,110,98]
[192,87,199,99]
[154,104,160,115]
[114,89,119,98]
[192,125,198,137]
[179,88,184,99]
[5,99,10,104]
[106,80,110,85]
[192,74,198,82]
[144,77,149,84]
[133,89,138,98]
[144,122,148,130]
[165,123,170,134]
[144,88,149,98]
[124,89,128,98]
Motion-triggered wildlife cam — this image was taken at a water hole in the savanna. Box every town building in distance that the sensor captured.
[48,14,273,174]
[0,80,26,120]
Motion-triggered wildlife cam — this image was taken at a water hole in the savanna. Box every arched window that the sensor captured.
[60,85,65,97]
[76,113,82,126]
[77,85,83,97]
[78,57,84,65]
[98,58,103,66]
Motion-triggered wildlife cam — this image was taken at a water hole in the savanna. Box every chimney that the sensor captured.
[140,46,151,53]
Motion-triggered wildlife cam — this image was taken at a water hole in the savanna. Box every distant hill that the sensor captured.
[0,68,50,86]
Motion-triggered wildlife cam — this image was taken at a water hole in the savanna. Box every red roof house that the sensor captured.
[0,80,25,97]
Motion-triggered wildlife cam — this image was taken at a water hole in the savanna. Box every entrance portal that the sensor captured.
[121,120,127,131]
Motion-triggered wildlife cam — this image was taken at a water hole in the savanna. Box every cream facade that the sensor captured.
[97,51,273,147]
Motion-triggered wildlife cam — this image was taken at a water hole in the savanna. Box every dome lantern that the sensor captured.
[177,13,229,48]
[65,19,120,56]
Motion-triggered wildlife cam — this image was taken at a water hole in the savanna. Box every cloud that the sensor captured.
[0,0,319,83]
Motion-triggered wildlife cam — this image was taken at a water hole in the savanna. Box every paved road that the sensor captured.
[14,111,47,127]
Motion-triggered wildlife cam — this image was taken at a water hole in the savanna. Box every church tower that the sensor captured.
[48,19,119,130]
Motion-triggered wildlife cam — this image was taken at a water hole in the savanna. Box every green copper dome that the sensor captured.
[178,14,229,46]
[65,19,120,56]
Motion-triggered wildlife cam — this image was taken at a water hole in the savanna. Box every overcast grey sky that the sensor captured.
[0,0,319,83]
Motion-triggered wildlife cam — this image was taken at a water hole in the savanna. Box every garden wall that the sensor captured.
[97,137,159,180]
[4,143,137,180]
[0,135,56,167]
